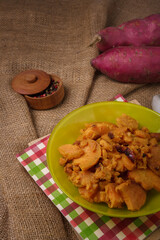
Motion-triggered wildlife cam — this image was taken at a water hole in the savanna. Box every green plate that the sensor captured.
[47,101,160,218]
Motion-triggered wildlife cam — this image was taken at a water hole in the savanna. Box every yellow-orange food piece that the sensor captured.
[116,181,146,211]
[128,169,160,192]
[148,145,160,176]
[105,183,124,208]
[116,113,138,131]
[80,122,116,140]
[73,140,101,170]
[93,183,124,209]
[58,144,84,160]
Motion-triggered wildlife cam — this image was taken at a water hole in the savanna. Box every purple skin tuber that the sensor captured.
[94,14,160,52]
[91,46,160,84]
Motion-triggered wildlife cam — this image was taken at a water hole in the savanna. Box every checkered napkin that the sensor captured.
[16,95,160,240]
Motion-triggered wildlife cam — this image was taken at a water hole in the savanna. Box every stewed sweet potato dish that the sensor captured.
[58,114,160,211]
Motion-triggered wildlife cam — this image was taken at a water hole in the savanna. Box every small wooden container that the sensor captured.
[11,70,64,110]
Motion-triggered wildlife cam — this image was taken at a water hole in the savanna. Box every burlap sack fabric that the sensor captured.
[0,0,160,239]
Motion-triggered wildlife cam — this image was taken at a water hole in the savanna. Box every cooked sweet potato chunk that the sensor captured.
[59,157,67,166]
[148,145,160,176]
[116,114,138,131]
[93,191,107,203]
[116,154,135,172]
[81,122,116,140]
[94,165,112,181]
[78,186,98,202]
[99,139,113,151]
[134,129,150,138]
[73,140,101,170]
[105,183,124,208]
[69,170,96,188]
[132,137,149,146]
[58,144,84,160]
[116,181,146,211]
[128,169,160,191]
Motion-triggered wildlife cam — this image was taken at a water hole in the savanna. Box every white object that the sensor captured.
[151,95,160,114]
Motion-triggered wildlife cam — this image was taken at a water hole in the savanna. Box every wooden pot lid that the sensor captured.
[11,69,51,95]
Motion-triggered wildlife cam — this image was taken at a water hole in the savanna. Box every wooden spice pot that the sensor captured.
[11,70,65,110]
[25,74,64,110]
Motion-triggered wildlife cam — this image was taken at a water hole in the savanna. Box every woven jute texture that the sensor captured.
[0,0,160,239]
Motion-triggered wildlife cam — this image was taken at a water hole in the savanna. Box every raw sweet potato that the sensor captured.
[92,14,160,52]
[91,46,160,83]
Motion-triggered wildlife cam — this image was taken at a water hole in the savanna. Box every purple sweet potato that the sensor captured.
[91,46,160,83]
[93,14,160,52]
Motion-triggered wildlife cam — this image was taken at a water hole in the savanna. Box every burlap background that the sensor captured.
[0,0,160,239]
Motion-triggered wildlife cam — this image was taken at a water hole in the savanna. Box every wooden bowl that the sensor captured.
[24,74,64,110]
